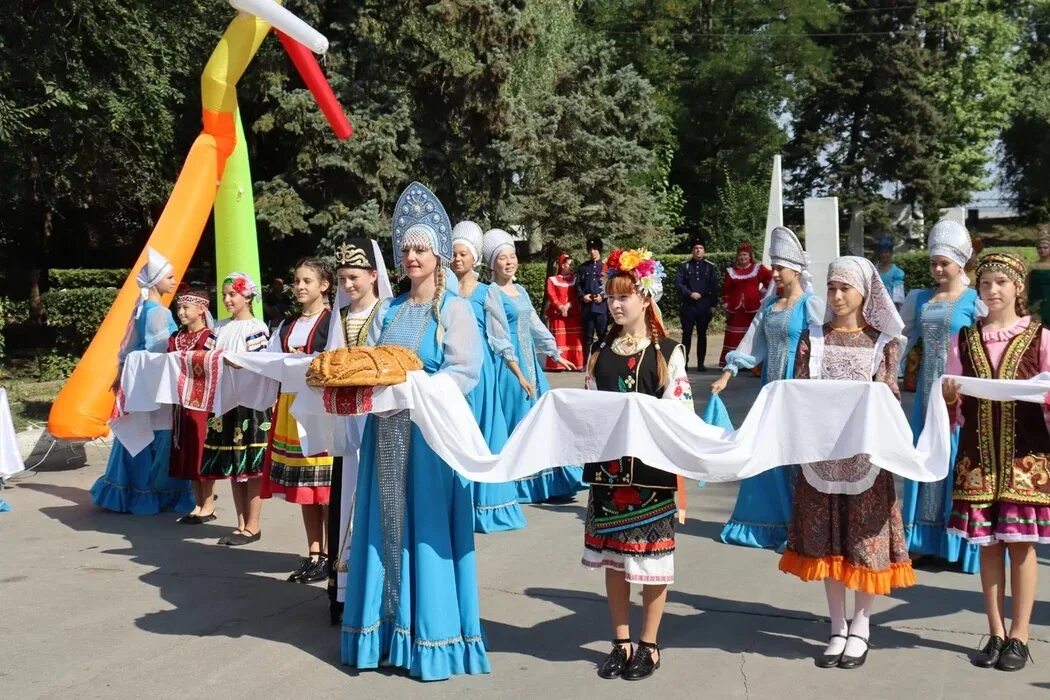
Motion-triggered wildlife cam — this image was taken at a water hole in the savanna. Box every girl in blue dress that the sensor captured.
[341,182,490,681]
[91,247,194,515]
[482,228,581,504]
[900,219,984,572]
[711,227,824,550]
[450,220,528,533]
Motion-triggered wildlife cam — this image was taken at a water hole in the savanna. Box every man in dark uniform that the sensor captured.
[575,237,608,364]
[675,236,720,371]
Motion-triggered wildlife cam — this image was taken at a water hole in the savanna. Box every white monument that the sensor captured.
[804,197,841,300]
[941,206,967,226]
[761,155,784,266]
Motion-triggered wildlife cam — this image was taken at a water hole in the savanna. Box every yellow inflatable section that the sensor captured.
[48,12,273,440]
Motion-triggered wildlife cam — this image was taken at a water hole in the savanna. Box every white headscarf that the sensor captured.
[927,219,973,284]
[482,228,515,270]
[825,256,904,341]
[134,247,173,318]
[452,221,484,270]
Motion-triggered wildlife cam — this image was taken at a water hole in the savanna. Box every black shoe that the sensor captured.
[330,600,344,627]
[996,638,1032,672]
[838,635,869,670]
[623,641,660,680]
[597,639,632,679]
[972,635,1005,668]
[224,529,261,546]
[287,554,317,582]
[697,365,708,373]
[816,634,847,668]
[299,556,330,583]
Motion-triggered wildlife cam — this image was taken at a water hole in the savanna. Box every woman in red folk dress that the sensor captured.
[720,242,772,367]
[545,253,585,370]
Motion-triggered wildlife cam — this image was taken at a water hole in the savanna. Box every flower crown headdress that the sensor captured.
[605,248,665,302]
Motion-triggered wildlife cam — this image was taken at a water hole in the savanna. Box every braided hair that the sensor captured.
[432,265,446,345]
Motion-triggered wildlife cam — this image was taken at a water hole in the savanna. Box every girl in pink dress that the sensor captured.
[942,252,1049,672]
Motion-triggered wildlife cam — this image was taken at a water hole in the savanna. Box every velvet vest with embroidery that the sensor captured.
[277,309,331,353]
[583,338,680,490]
[955,322,1050,506]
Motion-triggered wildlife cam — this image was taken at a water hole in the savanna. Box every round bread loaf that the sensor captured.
[307,346,424,387]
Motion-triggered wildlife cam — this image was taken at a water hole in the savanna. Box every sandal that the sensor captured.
[225,529,261,547]
[597,638,632,679]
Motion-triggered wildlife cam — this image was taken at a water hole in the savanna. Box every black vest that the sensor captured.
[277,309,332,354]
[582,338,680,489]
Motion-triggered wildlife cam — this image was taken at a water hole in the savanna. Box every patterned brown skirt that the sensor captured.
[779,468,915,595]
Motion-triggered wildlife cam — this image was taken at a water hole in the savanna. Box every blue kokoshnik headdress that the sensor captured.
[391,181,452,275]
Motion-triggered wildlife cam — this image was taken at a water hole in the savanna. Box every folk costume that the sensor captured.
[485,228,585,504]
[91,248,194,515]
[261,306,333,504]
[582,249,692,585]
[779,257,916,596]
[326,239,393,622]
[674,238,720,370]
[576,238,608,363]
[900,221,983,572]
[166,292,217,482]
[947,253,1050,546]
[341,182,491,681]
[720,242,772,366]
[453,222,526,533]
[720,227,824,550]
[545,254,585,370]
[200,275,271,481]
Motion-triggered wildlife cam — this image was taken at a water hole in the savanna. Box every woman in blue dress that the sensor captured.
[710,227,823,550]
[341,182,490,681]
[449,220,527,533]
[900,219,984,573]
[482,228,581,504]
[876,235,907,308]
[91,247,194,515]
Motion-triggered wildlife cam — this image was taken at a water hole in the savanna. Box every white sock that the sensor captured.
[846,592,876,656]
[824,579,848,655]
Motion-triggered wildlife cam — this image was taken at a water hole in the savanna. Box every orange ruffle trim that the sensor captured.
[778,551,916,595]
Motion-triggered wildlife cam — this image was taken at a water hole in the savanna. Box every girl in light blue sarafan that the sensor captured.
[710,227,824,551]
[876,235,907,309]
[449,220,527,533]
[91,247,194,515]
[341,182,490,681]
[482,228,583,504]
[900,219,984,573]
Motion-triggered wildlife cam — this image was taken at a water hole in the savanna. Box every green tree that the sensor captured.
[788,1,1020,225]
[0,0,224,318]
[1001,1,1050,222]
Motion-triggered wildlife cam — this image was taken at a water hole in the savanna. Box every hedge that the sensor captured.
[49,268,130,289]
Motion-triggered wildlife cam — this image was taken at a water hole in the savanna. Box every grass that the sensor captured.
[3,377,61,432]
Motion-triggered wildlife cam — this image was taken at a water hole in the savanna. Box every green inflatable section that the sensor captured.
[214,109,264,319]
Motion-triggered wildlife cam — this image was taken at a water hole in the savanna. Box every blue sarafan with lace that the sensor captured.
[493,284,585,503]
[340,291,491,681]
[90,300,194,515]
[719,293,823,550]
[900,287,983,573]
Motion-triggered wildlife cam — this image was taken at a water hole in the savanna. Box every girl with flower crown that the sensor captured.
[199,273,272,543]
[942,252,1049,672]
[483,228,581,504]
[583,248,692,681]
